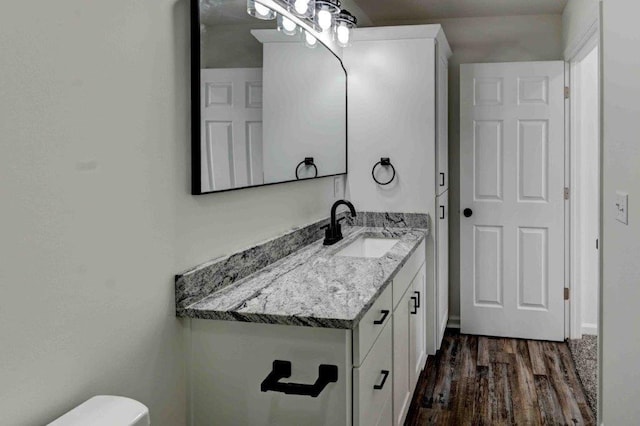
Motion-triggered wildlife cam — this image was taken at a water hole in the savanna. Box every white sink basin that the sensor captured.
[336,236,400,258]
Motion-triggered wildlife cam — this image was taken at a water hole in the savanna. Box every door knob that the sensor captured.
[463,208,473,218]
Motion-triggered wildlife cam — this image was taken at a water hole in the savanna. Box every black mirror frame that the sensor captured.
[190,0,349,195]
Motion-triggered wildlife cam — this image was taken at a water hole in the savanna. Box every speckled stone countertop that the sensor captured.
[182,226,427,329]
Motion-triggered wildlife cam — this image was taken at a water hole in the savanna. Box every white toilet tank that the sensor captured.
[48,395,150,426]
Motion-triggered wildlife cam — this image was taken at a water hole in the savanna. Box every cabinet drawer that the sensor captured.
[353,321,392,426]
[353,284,392,366]
[392,240,425,309]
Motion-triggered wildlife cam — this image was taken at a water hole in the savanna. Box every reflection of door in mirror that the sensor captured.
[201,69,264,193]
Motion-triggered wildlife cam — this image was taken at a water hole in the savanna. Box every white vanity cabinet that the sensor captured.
[391,249,428,426]
[435,42,450,349]
[392,281,412,425]
[188,241,425,426]
[190,319,353,426]
[436,190,449,341]
[410,264,427,390]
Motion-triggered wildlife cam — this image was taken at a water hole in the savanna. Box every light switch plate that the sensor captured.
[616,191,628,225]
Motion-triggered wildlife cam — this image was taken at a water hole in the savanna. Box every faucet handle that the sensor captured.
[321,223,335,243]
[337,216,348,225]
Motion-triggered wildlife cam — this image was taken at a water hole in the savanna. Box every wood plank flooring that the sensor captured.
[405,330,595,425]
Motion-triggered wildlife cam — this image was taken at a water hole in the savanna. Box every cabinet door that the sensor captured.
[409,263,427,389]
[375,393,393,426]
[437,190,449,346]
[190,320,351,426]
[436,55,449,195]
[392,287,412,426]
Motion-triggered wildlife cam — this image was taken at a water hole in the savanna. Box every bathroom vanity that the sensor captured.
[185,0,449,422]
[177,220,428,426]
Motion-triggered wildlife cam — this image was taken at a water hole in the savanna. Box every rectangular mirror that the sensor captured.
[192,0,348,195]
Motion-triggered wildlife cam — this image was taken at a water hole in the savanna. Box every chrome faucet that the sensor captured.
[323,200,357,245]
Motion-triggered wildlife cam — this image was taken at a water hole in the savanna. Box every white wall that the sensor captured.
[563,0,600,57]
[429,15,564,319]
[344,37,436,214]
[601,1,640,423]
[0,1,337,425]
[262,41,347,182]
[202,23,272,68]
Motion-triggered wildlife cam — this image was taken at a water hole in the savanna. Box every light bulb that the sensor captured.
[317,9,332,31]
[255,2,271,17]
[280,15,297,35]
[305,31,317,48]
[336,23,349,46]
[294,0,309,15]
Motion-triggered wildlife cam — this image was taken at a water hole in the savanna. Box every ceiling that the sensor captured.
[198,0,569,27]
[353,0,568,25]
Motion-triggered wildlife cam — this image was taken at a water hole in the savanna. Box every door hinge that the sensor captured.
[564,288,570,300]
[564,187,570,200]
[565,86,570,99]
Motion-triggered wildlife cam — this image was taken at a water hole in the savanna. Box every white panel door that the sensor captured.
[460,62,565,341]
[201,68,264,192]
[436,190,449,345]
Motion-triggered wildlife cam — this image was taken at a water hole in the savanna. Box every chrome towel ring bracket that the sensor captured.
[371,157,396,186]
[295,157,318,180]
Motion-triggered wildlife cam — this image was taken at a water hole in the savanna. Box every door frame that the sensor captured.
[566,15,601,341]
[563,5,602,422]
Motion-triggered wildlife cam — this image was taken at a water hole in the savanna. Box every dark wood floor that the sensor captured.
[405,330,595,425]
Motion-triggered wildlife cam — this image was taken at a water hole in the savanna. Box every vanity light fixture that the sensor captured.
[277,14,298,35]
[304,30,318,48]
[247,0,276,20]
[335,9,356,47]
[278,0,313,35]
[293,0,315,19]
[315,0,341,32]
[247,0,357,48]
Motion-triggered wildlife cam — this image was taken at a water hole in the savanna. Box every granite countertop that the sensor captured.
[182,226,427,329]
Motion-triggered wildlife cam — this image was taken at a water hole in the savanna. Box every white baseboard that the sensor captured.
[581,323,598,336]
[447,315,460,329]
